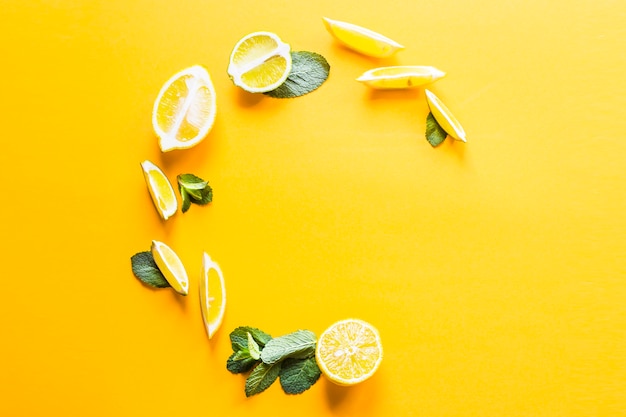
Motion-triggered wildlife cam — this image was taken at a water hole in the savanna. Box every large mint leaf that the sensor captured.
[226,351,258,374]
[265,51,330,99]
[245,362,282,397]
[130,251,170,288]
[260,330,316,364]
[279,357,321,395]
[426,112,448,147]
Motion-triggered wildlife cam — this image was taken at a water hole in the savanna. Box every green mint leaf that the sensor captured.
[279,357,321,395]
[177,173,213,212]
[265,51,330,99]
[177,173,208,190]
[180,189,191,213]
[230,327,273,352]
[426,111,448,147]
[130,251,170,288]
[260,330,317,364]
[245,362,282,397]
[247,332,261,360]
[227,351,258,374]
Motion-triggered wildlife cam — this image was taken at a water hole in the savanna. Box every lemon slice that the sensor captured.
[322,17,404,58]
[152,65,217,152]
[227,32,292,93]
[140,160,178,220]
[315,318,383,386]
[357,66,445,89]
[199,252,226,339]
[151,240,189,295]
[425,89,467,142]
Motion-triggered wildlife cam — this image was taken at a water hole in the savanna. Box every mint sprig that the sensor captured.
[226,326,321,397]
[130,251,170,288]
[177,173,213,213]
[425,111,448,147]
[265,51,330,99]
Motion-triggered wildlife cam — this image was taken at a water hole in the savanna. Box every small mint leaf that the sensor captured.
[265,51,330,99]
[177,173,208,190]
[193,185,213,205]
[245,362,282,397]
[230,327,272,352]
[227,351,258,374]
[247,332,261,360]
[260,330,317,364]
[131,251,170,288]
[279,357,321,395]
[426,112,448,147]
[180,190,191,213]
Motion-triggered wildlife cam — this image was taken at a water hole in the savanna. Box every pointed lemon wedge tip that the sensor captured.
[151,240,189,296]
[356,66,446,89]
[199,252,226,339]
[322,17,404,58]
[140,160,178,220]
[152,65,217,152]
[424,89,467,142]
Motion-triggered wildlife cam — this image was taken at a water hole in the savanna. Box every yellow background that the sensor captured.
[1,0,624,416]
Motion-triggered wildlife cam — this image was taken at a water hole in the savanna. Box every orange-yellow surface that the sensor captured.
[1,1,624,416]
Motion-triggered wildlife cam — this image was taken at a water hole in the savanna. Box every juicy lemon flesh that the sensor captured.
[148,170,175,214]
[200,257,226,338]
[240,55,289,89]
[155,75,215,143]
[152,242,189,296]
[232,35,280,66]
[317,320,382,385]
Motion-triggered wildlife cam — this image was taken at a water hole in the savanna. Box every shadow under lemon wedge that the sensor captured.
[316,319,383,386]
[152,65,217,152]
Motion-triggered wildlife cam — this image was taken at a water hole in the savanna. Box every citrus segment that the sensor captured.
[315,319,383,386]
[425,89,467,142]
[140,160,178,220]
[152,65,217,152]
[199,252,226,339]
[151,240,189,296]
[322,17,404,58]
[227,32,292,93]
[357,66,446,89]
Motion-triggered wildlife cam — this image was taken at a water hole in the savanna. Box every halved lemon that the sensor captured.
[425,89,467,142]
[152,65,217,152]
[315,318,383,386]
[357,66,445,89]
[227,32,292,93]
[322,17,404,58]
[151,240,189,296]
[199,252,226,339]
[140,160,178,220]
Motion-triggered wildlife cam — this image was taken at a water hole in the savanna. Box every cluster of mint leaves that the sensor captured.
[227,327,321,397]
[177,173,212,213]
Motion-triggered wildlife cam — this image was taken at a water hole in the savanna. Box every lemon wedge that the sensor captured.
[199,252,226,339]
[140,160,178,220]
[151,240,189,296]
[357,66,445,89]
[322,17,404,58]
[315,318,383,386]
[152,65,217,152]
[227,32,292,93]
[425,89,467,142]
